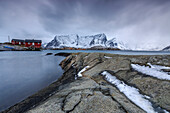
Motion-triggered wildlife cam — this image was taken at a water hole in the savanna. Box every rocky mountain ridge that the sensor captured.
[163,45,170,51]
[46,33,128,50]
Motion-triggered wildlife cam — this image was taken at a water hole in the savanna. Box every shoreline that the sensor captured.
[0,53,73,113]
[1,52,170,113]
[1,76,75,113]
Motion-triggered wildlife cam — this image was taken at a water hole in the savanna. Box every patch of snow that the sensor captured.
[131,64,170,80]
[101,71,156,113]
[144,95,151,99]
[77,66,90,77]
[84,55,88,58]
[147,63,170,70]
[104,56,112,59]
[163,110,169,113]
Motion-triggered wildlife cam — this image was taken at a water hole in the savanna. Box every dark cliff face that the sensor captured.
[106,38,118,47]
[46,37,61,48]
[163,45,170,51]
[89,34,107,46]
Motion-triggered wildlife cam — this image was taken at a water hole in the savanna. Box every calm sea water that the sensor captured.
[0,51,65,111]
[0,50,169,111]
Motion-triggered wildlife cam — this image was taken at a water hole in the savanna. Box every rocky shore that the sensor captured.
[2,53,170,113]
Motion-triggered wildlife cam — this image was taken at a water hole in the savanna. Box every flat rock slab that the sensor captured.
[13,53,170,113]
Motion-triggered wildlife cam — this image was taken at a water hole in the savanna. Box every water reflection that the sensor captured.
[0,51,65,111]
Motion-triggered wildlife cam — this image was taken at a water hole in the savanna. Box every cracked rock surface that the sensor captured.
[26,53,170,113]
[27,77,144,113]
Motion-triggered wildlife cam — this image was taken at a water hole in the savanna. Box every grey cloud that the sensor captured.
[0,0,170,49]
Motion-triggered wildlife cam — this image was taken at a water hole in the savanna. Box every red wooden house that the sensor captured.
[25,39,42,48]
[11,39,25,45]
[11,39,42,48]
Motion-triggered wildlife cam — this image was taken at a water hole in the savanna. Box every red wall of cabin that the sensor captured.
[25,42,33,47]
[12,40,24,45]
[34,42,41,48]
[14,41,19,45]
[21,42,24,45]
[12,40,15,45]
[12,40,41,48]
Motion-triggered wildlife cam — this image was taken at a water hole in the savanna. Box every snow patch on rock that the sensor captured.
[104,56,112,59]
[77,66,90,77]
[131,64,170,80]
[147,63,170,70]
[101,71,156,113]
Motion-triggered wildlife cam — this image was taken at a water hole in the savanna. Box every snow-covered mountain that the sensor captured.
[46,33,127,50]
[130,43,163,51]
[162,45,170,51]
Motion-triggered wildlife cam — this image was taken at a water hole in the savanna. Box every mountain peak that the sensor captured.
[162,45,170,51]
[46,33,127,49]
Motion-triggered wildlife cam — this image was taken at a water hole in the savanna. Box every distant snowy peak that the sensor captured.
[105,38,130,50]
[54,34,78,47]
[78,33,107,47]
[162,45,170,51]
[89,33,107,46]
[46,33,128,50]
[106,38,117,47]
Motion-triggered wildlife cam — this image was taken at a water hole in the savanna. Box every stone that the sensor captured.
[63,92,82,112]
[129,76,170,110]
[7,53,170,113]
[71,91,126,113]
[45,53,53,55]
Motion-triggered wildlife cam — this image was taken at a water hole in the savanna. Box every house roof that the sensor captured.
[12,39,42,43]
[12,39,25,42]
[25,39,42,43]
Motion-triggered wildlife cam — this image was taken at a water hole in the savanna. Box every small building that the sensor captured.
[11,39,25,45]
[25,39,42,48]
[11,39,42,48]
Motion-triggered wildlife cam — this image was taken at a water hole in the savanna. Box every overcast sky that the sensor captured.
[0,0,170,49]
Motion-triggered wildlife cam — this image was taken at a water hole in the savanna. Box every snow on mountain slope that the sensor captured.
[162,45,170,51]
[46,34,78,48]
[105,38,117,47]
[46,33,128,50]
[131,43,163,51]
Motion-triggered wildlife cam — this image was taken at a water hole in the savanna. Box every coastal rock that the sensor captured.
[59,53,170,111]
[71,91,125,113]
[63,92,82,112]
[54,52,72,57]
[45,53,53,55]
[6,53,170,113]
[129,76,170,110]
[27,76,144,113]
